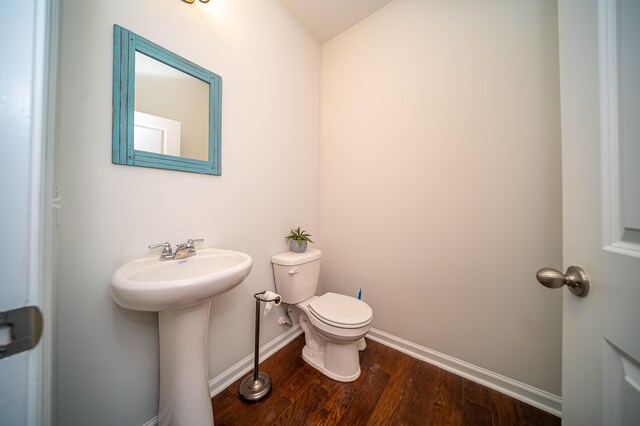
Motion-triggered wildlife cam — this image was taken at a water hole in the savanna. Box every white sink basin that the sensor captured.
[111,248,252,311]
[110,247,252,426]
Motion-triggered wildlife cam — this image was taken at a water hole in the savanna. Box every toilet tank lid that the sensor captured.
[271,248,322,266]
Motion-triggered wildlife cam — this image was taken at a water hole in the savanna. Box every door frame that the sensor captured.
[31,0,59,424]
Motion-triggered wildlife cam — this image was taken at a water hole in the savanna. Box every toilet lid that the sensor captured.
[308,292,372,328]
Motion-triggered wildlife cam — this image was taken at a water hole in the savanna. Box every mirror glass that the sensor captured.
[134,52,210,161]
[113,25,222,175]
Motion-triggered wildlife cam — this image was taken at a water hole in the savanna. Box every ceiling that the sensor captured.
[279,0,394,44]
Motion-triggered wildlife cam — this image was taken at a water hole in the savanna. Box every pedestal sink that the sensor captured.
[110,248,252,426]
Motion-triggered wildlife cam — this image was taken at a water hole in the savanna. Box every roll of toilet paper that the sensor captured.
[262,291,282,316]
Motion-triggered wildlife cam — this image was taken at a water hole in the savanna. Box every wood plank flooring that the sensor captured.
[211,335,560,425]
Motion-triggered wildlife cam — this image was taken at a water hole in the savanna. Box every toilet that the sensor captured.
[271,248,373,382]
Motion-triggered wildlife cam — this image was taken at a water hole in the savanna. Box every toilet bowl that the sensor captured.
[271,249,373,382]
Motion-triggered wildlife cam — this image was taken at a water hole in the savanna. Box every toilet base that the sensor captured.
[302,343,360,382]
[300,337,367,382]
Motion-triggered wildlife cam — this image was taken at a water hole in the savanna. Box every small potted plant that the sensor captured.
[286,227,313,253]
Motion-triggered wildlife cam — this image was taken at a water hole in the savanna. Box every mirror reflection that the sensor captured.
[113,25,221,175]
[134,52,209,161]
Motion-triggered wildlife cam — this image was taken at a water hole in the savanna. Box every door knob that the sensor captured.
[536,266,589,297]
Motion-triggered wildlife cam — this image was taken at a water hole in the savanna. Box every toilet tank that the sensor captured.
[271,248,322,304]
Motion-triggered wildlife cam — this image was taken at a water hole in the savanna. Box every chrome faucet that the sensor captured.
[173,238,204,259]
[149,238,204,261]
[148,242,173,261]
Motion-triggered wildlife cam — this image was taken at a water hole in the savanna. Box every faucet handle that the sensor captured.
[149,242,173,257]
[186,238,204,254]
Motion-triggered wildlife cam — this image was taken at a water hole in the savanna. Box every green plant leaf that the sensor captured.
[285,226,313,244]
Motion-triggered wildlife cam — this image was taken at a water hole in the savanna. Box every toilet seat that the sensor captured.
[308,292,372,329]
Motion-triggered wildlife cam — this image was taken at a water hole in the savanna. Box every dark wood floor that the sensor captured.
[211,335,560,425]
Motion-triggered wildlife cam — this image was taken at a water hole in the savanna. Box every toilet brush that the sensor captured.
[239,291,281,402]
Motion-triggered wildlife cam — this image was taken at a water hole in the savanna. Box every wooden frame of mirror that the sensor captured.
[112,25,222,175]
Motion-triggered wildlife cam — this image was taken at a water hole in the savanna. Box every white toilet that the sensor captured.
[271,248,373,382]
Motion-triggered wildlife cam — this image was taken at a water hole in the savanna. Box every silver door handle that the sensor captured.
[536,266,589,297]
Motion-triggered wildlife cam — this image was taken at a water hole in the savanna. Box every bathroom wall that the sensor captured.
[56,0,319,424]
[320,0,563,396]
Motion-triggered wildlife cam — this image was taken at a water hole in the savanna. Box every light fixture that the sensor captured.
[182,0,210,3]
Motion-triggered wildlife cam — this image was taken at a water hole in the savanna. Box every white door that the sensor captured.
[0,1,55,425]
[557,0,640,424]
[134,111,183,156]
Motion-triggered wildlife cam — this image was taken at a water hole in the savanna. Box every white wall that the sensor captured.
[320,0,563,395]
[56,0,319,424]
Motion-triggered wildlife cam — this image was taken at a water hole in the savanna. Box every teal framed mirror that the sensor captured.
[113,25,222,175]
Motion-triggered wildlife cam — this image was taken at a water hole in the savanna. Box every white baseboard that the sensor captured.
[141,416,157,426]
[366,328,562,417]
[209,324,303,397]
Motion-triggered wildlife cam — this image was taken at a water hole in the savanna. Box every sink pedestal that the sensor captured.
[158,301,213,426]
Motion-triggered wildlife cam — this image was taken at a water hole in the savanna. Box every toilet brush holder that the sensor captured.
[239,291,281,402]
